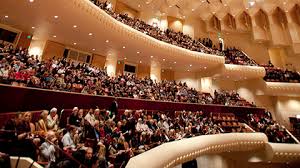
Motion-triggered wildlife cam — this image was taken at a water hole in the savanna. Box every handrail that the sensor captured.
[284,128,300,144]
[126,133,300,168]
[126,133,268,168]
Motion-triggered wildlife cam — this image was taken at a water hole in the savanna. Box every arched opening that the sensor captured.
[291,4,300,26]
[209,15,221,31]
[272,7,288,29]
[224,13,236,30]
[238,11,252,29]
[255,9,269,31]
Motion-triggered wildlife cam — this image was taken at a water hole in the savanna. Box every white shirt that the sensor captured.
[40,141,56,162]
[85,113,96,126]
[61,132,75,149]
[47,115,58,130]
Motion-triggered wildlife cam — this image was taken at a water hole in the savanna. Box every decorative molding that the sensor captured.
[222,64,266,79]
[264,82,300,96]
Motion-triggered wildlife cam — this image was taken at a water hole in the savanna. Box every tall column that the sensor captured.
[28,39,47,60]
[201,77,213,94]
[105,54,117,77]
[150,61,161,82]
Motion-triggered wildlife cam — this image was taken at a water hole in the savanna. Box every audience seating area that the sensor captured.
[0,45,258,109]
[0,106,297,168]
[89,0,260,67]
[262,62,300,83]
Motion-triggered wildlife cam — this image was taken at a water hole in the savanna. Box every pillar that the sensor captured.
[105,54,117,77]
[150,61,161,82]
[28,39,47,60]
[201,77,213,94]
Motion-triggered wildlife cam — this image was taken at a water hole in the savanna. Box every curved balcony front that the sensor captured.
[126,133,300,168]
[211,64,266,80]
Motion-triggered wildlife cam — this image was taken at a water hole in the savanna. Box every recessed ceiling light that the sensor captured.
[92,48,95,51]
[88,33,93,36]
[4,15,8,18]
[73,25,77,28]
[29,0,34,2]
[105,40,109,43]
[190,64,192,67]
[150,55,153,58]
[73,42,77,45]
[31,26,35,29]
[122,46,126,49]
[137,51,140,54]
[54,16,58,19]
[53,35,57,38]
[163,59,165,61]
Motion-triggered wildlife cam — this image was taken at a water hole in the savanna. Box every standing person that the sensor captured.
[110,98,118,119]
[218,37,224,51]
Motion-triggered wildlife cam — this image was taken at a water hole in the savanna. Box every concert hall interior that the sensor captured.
[1,0,300,168]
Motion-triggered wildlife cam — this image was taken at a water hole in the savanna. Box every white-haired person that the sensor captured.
[47,108,59,131]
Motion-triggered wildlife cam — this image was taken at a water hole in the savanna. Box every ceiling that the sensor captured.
[0,0,222,73]
[119,0,300,20]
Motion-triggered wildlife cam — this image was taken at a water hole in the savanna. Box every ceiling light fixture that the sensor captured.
[122,46,126,49]
[124,57,127,60]
[54,15,58,19]
[105,40,109,43]
[29,0,34,2]
[174,62,176,64]
[73,25,77,28]
[190,64,192,67]
[150,56,153,58]
[53,35,57,38]
[73,42,77,45]
[31,26,35,29]
[88,33,93,36]
[163,59,165,61]
[4,15,8,18]
[92,48,95,51]
[137,51,140,54]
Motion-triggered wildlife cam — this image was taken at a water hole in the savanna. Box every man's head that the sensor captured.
[50,108,57,117]
[85,147,93,160]
[72,107,79,114]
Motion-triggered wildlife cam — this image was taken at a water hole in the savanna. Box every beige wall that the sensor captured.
[91,53,106,69]
[42,40,65,60]
[275,96,300,128]
[115,1,139,18]
[168,16,184,32]
[137,64,150,79]
[161,69,174,81]
[174,72,200,90]
[268,48,288,68]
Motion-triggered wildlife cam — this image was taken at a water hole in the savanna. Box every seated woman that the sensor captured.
[36,110,49,136]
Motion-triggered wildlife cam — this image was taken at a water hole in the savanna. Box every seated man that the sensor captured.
[61,126,76,150]
[47,108,59,131]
